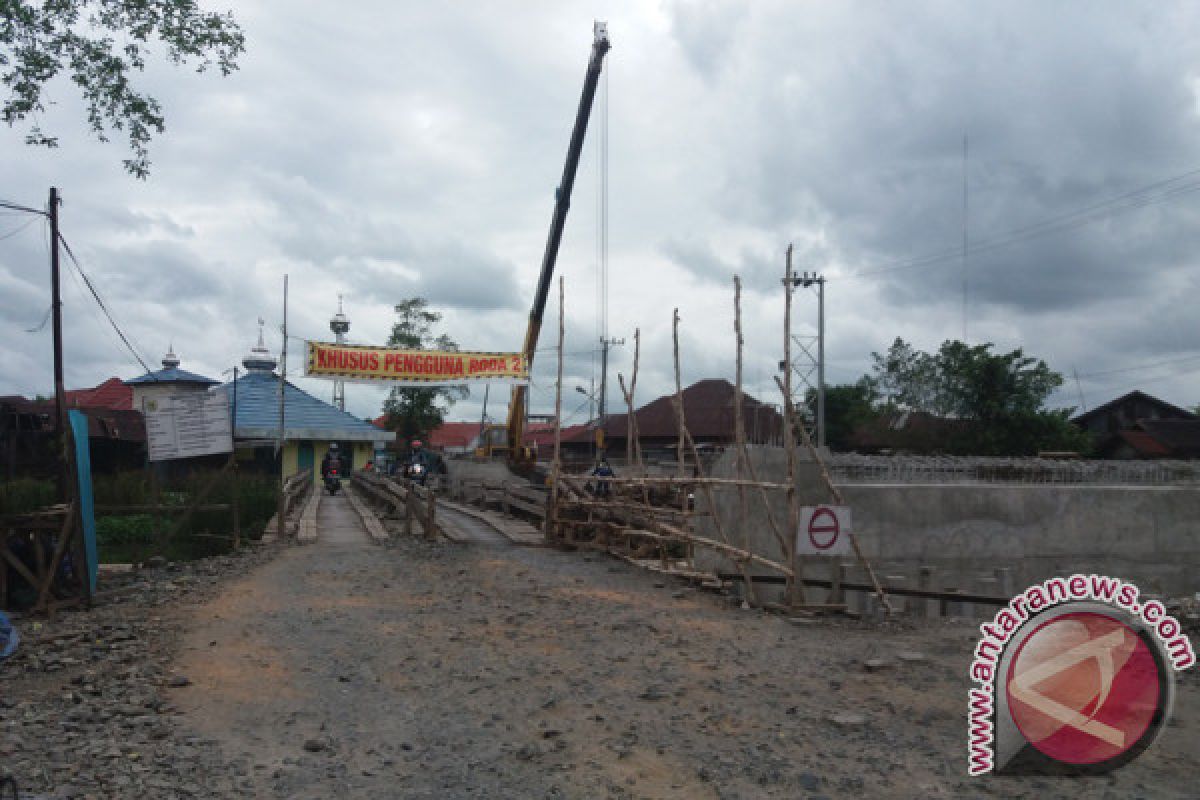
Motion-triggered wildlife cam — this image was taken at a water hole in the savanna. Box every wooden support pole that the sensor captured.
[781,244,804,604]
[424,489,437,540]
[549,275,565,538]
[731,275,763,596]
[774,373,891,614]
[670,309,695,568]
[672,309,685,478]
[231,460,241,550]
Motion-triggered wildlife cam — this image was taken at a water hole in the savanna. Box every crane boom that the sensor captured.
[507,21,611,463]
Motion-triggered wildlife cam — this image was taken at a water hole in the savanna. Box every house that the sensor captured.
[602,379,784,457]
[2,378,145,475]
[427,421,484,454]
[848,410,974,454]
[1,395,54,479]
[63,377,133,410]
[1104,418,1200,460]
[224,324,393,479]
[1071,391,1198,458]
[124,346,219,411]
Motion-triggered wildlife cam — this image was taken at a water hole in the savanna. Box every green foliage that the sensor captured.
[0,477,56,514]
[90,468,278,562]
[863,338,1085,456]
[1,0,244,177]
[383,298,468,441]
[806,381,880,451]
[869,337,945,413]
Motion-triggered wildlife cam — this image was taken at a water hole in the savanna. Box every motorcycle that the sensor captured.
[404,461,427,486]
[324,466,341,496]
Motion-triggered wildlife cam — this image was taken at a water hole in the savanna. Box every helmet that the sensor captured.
[329,442,339,450]
[411,439,423,448]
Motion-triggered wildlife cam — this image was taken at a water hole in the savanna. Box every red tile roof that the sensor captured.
[1137,419,1200,457]
[604,379,782,442]
[429,421,483,449]
[1116,429,1173,458]
[63,377,133,411]
[524,423,591,448]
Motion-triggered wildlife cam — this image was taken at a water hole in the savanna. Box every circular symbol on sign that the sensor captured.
[1005,610,1169,770]
[808,507,840,550]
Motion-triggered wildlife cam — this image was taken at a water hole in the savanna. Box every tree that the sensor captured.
[382,298,467,442]
[869,337,945,413]
[936,341,1062,422]
[863,338,1090,455]
[806,380,879,451]
[2,0,244,178]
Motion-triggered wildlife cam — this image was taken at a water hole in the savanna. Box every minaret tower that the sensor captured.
[162,343,180,370]
[329,295,350,411]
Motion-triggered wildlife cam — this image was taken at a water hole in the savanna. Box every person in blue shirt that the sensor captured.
[589,456,615,498]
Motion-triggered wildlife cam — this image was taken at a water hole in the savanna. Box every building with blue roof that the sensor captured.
[124,346,219,412]
[225,323,392,479]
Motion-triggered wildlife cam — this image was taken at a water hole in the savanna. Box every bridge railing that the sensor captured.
[448,478,548,523]
[351,470,438,540]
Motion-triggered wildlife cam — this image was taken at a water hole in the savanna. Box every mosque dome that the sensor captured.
[242,318,278,373]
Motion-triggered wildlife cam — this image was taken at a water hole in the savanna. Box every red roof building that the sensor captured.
[604,379,783,447]
[63,377,133,411]
[428,421,484,452]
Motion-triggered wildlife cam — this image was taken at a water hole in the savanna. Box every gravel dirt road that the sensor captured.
[3,492,1196,798]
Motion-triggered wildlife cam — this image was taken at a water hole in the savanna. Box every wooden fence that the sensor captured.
[351,470,438,539]
[447,477,548,522]
[1,501,88,613]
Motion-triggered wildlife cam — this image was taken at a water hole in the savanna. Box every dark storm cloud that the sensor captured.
[5,1,1200,414]
[668,1,1200,315]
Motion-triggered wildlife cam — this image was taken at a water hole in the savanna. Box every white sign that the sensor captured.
[145,392,233,462]
[797,505,852,556]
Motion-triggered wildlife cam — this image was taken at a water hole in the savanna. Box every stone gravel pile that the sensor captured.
[0,547,277,799]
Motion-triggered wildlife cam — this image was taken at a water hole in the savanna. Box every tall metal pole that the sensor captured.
[49,187,68,495]
[817,276,826,449]
[599,338,608,424]
[276,275,288,536]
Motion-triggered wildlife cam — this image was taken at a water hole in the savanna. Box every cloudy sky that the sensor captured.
[4,1,1200,428]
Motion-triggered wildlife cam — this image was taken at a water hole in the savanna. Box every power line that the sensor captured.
[0,216,41,241]
[1077,352,1200,379]
[0,199,48,216]
[838,167,1200,280]
[57,233,156,376]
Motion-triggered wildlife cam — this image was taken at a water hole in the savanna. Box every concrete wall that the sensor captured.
[694,447,1200,597]
[841,483,1200,596]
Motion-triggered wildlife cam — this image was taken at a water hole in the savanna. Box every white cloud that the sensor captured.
[3,1,1200,424]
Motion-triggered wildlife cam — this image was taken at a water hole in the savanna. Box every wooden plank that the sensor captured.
[716,573,1010,606]
[35,500,77,610]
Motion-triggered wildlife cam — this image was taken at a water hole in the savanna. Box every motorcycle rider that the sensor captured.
[321,443,344,493]
[406,439,433,485]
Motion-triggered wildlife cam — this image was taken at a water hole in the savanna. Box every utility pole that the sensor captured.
[49,187,68,495]
[479,384,490,452]
[597,335,624,433]
[817,274,825,449]
[783,270,826,449]
[276,275,288,537]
